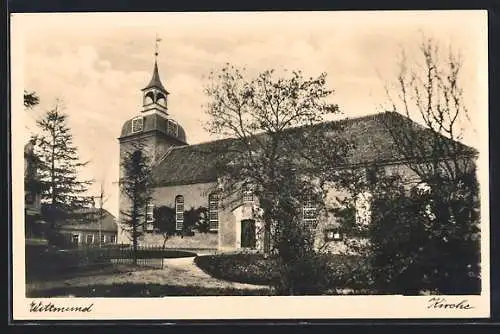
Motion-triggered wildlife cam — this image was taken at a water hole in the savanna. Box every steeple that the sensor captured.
[141,35,169,114]
[142,60,168,93]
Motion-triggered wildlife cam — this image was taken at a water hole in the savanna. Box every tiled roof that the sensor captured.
[56,208,117,232]
[152,111,477,187]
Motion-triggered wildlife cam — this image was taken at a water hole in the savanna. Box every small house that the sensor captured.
[56,208,118,247]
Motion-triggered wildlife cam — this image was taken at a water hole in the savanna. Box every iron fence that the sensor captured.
[25,243,169,281]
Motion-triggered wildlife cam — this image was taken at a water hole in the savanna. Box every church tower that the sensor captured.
[118,38,188,167]
[117,38,188,243]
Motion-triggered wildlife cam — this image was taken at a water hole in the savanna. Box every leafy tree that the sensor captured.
[183,206,210,234]
[154,205,176,249]
[203,64,350,294]
[119,141,154,262]
[32,101,93,233]
[194,207,210,233]
[24,90,39,109]
[153,205,211,253]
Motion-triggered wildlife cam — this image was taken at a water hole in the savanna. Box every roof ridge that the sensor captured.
[161,112,394,152]
[168,137,236,151]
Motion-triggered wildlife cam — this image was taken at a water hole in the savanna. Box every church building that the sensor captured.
[118,56,477,253]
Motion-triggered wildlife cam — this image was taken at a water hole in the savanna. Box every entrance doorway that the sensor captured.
[240,219,256,248]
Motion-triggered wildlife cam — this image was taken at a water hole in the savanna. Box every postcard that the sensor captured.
[11,10,490,320]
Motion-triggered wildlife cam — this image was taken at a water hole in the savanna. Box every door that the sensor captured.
[241,219,256,248]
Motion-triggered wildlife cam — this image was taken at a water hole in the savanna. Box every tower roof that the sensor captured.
[142,60,168,93]
[119,113,187,144]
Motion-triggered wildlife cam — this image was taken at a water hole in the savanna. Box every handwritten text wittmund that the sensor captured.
[30,301,94,313]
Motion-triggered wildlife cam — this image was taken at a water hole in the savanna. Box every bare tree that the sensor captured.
[355,36,482,294]
[382,37,477,185]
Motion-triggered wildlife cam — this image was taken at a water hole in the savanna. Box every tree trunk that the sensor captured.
[161,235,169,269]
[132,221,138,265]
[263,225,271,254]
[49,131,56,231]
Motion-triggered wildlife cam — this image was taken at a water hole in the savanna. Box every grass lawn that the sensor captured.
[26,262,160,284]
[26,245,197,282]
[28,283,271,297]
[26,256,273,297]
[194,253,370,290]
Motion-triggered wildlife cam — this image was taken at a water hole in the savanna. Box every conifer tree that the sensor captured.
[33,102,93,229]
[24,90,39,109]
[119,141,154,261]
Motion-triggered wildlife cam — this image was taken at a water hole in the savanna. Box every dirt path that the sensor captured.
[161,256,268,289]
[26,257,269,293]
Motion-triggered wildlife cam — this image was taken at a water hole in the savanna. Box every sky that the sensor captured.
[13,11,488,218]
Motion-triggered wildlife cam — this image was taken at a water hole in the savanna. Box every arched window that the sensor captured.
[242,182,254,203]
[175,195,184,231]
[302,194,317,228]
[208,193,219,231]
[145,202,155,231]
[156,93,167,108]
[143,91,154,106]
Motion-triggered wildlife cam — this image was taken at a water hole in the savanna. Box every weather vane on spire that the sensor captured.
[155,34,162,60]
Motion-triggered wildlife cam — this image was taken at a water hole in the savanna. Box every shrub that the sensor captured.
[25,245,114,281]
[275,254,332,295]
[369,178,481,295]
[195,253,369,294]
[195,254,279,285]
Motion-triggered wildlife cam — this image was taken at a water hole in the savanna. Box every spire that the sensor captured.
[143,60,168,92]
[142,35,168,93]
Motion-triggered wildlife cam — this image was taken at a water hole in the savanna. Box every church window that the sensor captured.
[175,195,184,231]
[208,193,219,231]
[302,194,317,228]
[242,182,254,203]
[146,203,155,231]
[131,117,144,133]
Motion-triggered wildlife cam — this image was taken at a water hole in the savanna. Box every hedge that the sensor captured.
[194,253,370,289]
